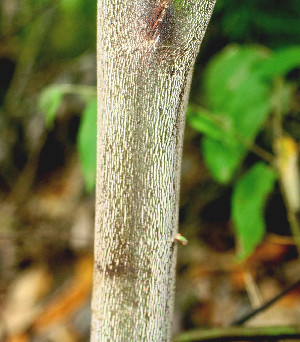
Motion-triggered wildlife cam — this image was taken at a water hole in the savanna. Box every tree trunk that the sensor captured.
[91,1,215,341]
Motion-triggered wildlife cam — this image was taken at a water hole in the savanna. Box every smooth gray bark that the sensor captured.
[91,1,215,341]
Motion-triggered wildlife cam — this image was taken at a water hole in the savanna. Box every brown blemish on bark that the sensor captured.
[141,0,175,49]
[149,0,170,36]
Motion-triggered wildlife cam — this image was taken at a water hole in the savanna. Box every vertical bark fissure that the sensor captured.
[92,1,215,341]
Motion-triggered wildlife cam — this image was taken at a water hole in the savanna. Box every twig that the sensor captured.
[174,326,300,342]
[243,270,263,308]
[231,278,300,326]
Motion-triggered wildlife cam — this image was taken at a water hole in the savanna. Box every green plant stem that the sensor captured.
[247,142,274,165]
[174,326,300,342]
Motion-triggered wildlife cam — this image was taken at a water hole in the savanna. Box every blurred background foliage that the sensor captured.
[0,0,299,341]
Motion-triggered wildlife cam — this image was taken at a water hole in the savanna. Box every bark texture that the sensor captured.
[91,1,215,341]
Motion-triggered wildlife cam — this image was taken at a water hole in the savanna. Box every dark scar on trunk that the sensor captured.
[142,0,175,46]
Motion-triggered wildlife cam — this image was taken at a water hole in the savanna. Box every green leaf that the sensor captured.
[204,45,268,112]
[197,46,273,183]
[256,46,300,79]
[39,85,64,127]
[77,98,97,192]
[228,75,272,140]
[232,162,277,260]
[201,76,271,183]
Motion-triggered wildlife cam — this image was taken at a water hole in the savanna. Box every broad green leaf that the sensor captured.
[228,75,271,140]
[201,75,271,183]
[78,98,97,192]
[256,46,300,79]
[204,45,268,112]
[196,46,273,183]
[232,162,277,260]
[39,85,64,127]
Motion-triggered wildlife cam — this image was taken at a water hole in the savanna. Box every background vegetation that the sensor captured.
[0,0,299,341]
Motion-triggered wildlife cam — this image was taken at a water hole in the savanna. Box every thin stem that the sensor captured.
[175,326,300,342]
[247,143,274,165]
[230,278,300,326]
[243,270,263,308]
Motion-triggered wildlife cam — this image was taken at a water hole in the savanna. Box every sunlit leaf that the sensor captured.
[77,98,97,192]
[232,162,277,260]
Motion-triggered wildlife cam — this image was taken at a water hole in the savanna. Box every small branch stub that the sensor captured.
[175,233,189,245]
